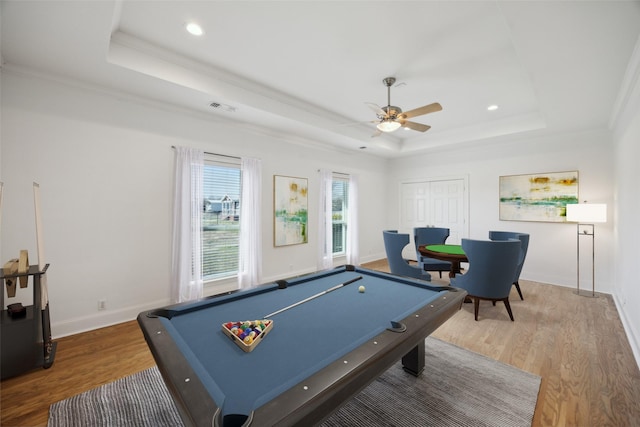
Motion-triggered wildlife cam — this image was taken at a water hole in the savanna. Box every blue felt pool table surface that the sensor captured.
[138,265,466,427]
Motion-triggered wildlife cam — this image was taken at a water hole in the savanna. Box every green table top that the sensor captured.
[425,244,465,255]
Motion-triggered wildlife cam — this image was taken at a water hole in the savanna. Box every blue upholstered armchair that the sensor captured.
[489,231,530,300]
[450,238,521,321]
[383,230,431,281]
[413,227,452,278]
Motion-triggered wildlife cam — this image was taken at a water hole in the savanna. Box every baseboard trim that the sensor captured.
[612,293,640,371]
[52,298,171,339]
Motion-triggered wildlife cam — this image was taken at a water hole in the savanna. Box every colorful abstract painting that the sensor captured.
[274,175,308,246]
[499,171,578,222]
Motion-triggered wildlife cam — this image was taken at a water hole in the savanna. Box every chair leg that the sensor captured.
[503,299,514,321]
[473,298,480,321]
[514,282,524,300]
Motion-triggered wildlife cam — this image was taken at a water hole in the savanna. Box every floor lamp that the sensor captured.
[566,203,607,297]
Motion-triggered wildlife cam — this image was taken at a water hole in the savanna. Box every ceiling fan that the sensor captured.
[367,77,442,137]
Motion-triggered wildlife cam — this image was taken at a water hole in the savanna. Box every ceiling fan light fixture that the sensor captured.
[377,119,401,132]
[366,76,441,136]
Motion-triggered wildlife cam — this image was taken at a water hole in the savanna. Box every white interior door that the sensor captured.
[400,178,467,259]
[400,182,428,229]
[429,179,465,244]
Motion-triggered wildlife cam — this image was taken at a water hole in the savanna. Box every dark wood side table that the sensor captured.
[1,264,56,379]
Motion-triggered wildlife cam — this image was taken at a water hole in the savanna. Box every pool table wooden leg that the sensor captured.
[401,342,425,377]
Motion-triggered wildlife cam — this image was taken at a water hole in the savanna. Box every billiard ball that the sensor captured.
[358,285,365,293]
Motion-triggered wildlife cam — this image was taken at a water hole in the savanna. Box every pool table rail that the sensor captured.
[138,310,221,426]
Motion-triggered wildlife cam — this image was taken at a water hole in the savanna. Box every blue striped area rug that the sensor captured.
[48,337,540,427]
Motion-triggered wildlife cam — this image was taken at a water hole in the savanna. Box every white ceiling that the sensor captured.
[2,1,640,157]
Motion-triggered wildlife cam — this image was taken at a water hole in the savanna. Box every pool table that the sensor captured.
[138,265,466,427]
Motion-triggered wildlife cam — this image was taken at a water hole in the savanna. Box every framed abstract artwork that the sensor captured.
[499,171,579,222]
[274,175,308,246]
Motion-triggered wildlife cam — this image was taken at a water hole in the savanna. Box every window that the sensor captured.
[331,176,349,255]
[202,159,241,280]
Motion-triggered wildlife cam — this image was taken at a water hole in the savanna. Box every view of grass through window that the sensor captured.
[332,178,348,255]
[202,162,241,280]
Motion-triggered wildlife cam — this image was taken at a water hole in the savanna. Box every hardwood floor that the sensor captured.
[1,320,156,426]
[2,260,639,426]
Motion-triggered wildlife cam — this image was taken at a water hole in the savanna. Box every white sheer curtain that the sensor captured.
[238,157,262,289]
[171,147,204,303]
[346,174,360,265]
[317,169,333,271]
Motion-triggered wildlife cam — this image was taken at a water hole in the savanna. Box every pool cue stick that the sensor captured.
[264,276,363,318]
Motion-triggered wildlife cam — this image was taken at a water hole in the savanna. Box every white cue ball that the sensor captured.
[358,285,365,293]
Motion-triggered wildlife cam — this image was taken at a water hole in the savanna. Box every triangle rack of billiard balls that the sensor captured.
[222,319,273,352]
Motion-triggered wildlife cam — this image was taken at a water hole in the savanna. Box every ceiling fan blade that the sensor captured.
[365,102,387,117]
[336,119,377,127]
[400,120,431,132]
[399,102,442,119]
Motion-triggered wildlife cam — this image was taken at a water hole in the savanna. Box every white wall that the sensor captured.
[388,129,615,291]
[612,51,640,363]
[0,70,389,337]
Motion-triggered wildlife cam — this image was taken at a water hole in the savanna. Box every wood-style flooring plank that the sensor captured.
[367,259,640,427]
[1,321,155,426]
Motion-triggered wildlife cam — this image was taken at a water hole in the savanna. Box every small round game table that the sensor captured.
[418,244,468,278]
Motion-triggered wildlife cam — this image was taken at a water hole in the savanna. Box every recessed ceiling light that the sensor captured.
[487,104,499,111]
[186,22,203,36]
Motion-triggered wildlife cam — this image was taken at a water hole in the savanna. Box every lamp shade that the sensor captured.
[566,203,607,223]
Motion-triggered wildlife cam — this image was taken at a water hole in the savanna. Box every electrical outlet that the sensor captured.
[98,300,107,311]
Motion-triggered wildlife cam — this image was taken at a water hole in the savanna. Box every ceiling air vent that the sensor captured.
[209,102,237,113]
